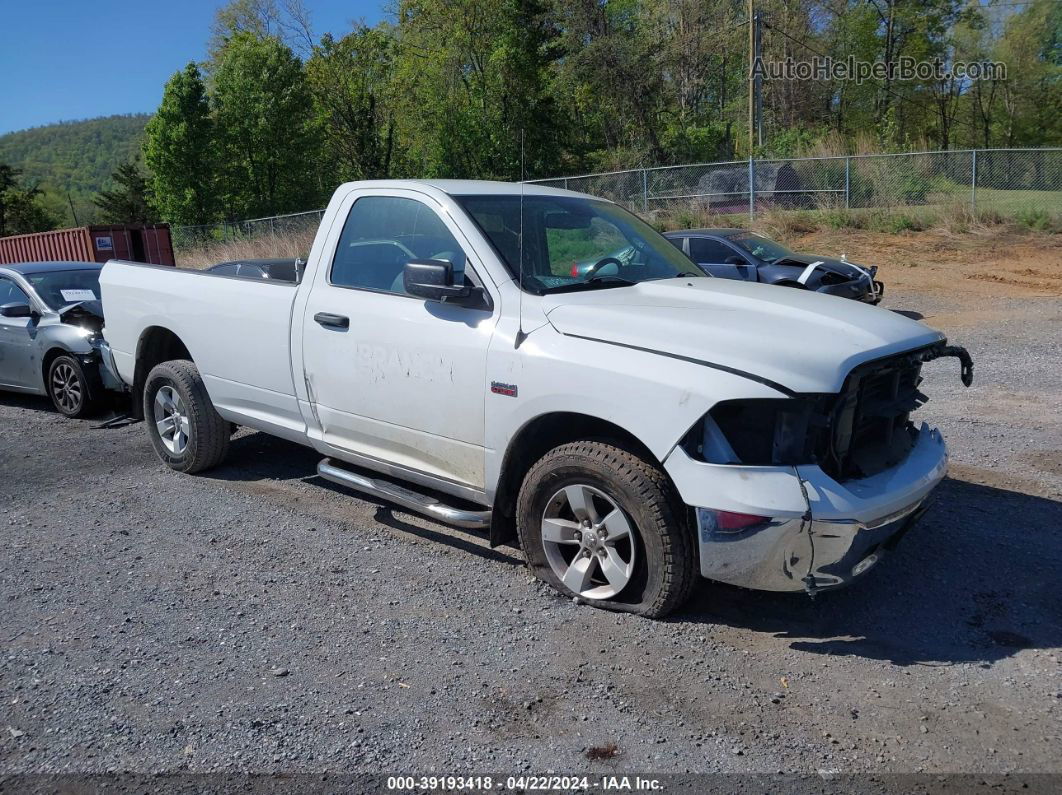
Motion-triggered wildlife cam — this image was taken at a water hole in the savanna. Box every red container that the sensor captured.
[0,224,175,267]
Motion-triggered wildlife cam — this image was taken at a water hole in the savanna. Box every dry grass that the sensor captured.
[647,199,1061,238]
[175,227,317,269]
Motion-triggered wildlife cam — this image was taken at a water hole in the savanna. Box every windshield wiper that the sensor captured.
[539,276,638,294]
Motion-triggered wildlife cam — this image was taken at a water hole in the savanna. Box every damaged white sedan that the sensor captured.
[98,180,973,617]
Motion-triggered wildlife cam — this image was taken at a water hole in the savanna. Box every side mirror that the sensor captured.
[725,256,746,265]
[404,259,473,303]
[0,302,32,318]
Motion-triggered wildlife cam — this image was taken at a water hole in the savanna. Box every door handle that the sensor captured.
[314,312,349,329]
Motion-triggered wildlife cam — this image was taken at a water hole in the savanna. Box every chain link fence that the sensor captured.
[171,148,1060,259]
[530,148,1061,224]
[171,209,326,254]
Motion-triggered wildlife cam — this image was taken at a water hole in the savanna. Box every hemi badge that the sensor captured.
[490,381,518,397]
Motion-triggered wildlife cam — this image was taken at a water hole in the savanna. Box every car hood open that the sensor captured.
[542,277,943,394]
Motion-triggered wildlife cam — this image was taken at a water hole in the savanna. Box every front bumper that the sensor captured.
[664,422,947,592]
[694,497,927,592]
[91,339,127,393]
[819,276,883,304]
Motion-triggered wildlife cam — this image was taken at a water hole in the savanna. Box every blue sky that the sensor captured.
[0,0,386,135]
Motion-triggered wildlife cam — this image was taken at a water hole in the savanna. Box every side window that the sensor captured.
[330,196,467,294]
[667,236,686,253]
[0,277,31,306]
[209,263,238,277]
[689,238,737,264]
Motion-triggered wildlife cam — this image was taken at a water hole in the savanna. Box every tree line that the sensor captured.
[3,0,1059,233]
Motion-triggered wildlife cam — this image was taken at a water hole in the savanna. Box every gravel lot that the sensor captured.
[1,283,1060,787]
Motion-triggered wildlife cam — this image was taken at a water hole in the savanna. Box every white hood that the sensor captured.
[542,278,944,394]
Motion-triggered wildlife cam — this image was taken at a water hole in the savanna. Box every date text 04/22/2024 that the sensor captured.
[385,775,663,791]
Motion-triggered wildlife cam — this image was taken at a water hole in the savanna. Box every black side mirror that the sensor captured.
[0,302,32,318]
[404,259,474,304]
[725,256,746,265]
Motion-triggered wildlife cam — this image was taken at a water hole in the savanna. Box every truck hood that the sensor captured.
[542,278,943,394]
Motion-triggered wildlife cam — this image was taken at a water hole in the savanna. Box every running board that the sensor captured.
[316,458,492,530]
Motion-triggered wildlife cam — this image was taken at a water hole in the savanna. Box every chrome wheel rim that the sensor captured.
[541,484,637,600]
[153,385,190,455]
[51,362,82,413]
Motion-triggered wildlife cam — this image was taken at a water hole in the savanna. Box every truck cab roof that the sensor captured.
[343,178,600,201]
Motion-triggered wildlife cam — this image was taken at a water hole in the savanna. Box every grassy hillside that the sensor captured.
[0,114,150,227]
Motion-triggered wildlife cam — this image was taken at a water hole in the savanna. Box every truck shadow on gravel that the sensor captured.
[684,477,1062,667]
[201,429,1060,667]
[204,429,524,567]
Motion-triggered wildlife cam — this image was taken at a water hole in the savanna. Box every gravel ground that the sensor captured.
[1,287,1059,787]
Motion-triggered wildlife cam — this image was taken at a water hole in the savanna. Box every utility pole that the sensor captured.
[747,3,764,154]
[66,191,80,227]
[754,12,764,148]
[747,0,754,156]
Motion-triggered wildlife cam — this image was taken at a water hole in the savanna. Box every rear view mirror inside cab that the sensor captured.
[544,211,592,230]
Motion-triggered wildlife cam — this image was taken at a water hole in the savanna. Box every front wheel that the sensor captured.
[47,354,99,418]
[516,441,696,618]
[143,360,230,473]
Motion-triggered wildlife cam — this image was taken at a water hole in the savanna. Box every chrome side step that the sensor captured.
[317,458,492,530]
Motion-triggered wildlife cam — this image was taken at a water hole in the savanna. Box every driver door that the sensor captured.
[300,189,497,492]
[0,276,37,390]
[689,237,756,281]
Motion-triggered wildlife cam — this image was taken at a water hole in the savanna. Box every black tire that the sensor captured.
[142,360,230,474]
[47,354,99,418]
[516,441,696,618]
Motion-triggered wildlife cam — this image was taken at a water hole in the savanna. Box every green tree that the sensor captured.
[0,163,57,237]
[143,64,218,225]
[390,0,566,180]
[993,0,1062,147]
[306,26,396,181]
[211,32,319,217]
[93,159,158,223]
[209,0,314,60]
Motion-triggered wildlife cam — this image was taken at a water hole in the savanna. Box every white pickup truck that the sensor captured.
[99,180,972,617]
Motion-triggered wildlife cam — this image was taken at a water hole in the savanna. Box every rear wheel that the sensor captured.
[47,354,99,418]
[516,441,696,618]
[143,360,229,473]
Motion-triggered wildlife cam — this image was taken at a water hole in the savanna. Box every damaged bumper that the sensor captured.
[90,339,126,393]
[664,422,948,592]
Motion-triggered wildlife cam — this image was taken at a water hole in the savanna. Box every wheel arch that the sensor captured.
[131,326,193,420]
[489,411,666,547]
[40,345,74,391]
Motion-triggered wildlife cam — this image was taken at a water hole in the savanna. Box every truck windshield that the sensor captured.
[24,269,102,310]
[456,195,699,294]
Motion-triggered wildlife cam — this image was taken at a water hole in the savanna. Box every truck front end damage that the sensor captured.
[664,342,971,594]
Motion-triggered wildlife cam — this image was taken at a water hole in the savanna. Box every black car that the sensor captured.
[206,258,302,283]
[664,228,883,303]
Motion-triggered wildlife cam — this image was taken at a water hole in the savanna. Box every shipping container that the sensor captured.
[0,224,175,267]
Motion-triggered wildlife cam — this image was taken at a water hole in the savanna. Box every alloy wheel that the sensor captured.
[540,483,637,600]
[50,362,83,414]
[153,385,190,455]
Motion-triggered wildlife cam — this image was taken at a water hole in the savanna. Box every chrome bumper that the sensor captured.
[695,498,928,592]
[666,423,949,593]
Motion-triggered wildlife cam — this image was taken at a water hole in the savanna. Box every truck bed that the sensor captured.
[99,260,305,439]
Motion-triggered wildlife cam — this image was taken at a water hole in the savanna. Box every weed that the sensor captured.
[586,743,620,761]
